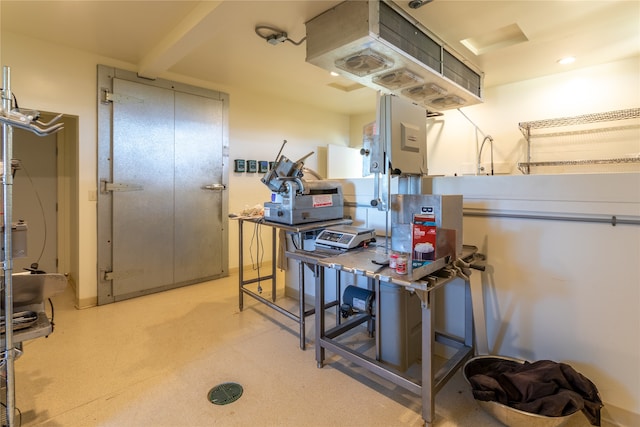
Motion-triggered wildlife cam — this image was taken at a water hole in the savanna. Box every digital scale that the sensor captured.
[315,225,376,250]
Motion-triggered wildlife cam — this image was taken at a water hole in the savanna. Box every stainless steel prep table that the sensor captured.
[1,272,67,347]
[287,244,479,427]
[0,304,53,347]
[236,216,352,349]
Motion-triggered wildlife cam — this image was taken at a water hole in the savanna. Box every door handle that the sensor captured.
[202,184,226,191]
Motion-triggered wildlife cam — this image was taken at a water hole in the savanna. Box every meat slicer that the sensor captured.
[260,141,344,225]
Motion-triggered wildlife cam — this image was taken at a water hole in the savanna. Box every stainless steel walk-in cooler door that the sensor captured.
[97,65,229,304]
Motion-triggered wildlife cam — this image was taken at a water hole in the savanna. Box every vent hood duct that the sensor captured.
[306,0,483,111]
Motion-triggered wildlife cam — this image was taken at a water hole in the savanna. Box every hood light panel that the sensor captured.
[372,68,423,90]
[306,0,483,111]
[335,48,394,77]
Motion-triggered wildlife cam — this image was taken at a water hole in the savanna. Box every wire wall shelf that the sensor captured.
[519,108,640,131]
[518,108,640,174]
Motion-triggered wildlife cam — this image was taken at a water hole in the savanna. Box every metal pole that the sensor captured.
[2,65,16,427]
[238,218,244,311]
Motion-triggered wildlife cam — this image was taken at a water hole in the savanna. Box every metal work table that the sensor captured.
[286,244,480,427]
[236,216,352,349]
[0,273,67,347]
[0,304,52,348]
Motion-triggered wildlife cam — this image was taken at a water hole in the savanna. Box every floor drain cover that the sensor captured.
[208,382,243,405]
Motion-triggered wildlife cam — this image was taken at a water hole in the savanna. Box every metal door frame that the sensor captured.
[96,64,229,304]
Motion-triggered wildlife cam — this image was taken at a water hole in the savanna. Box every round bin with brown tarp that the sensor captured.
[463,355,604,427]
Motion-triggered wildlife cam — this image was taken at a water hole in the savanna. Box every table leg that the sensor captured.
[271,226,277,302]
[464,278,474,350]
[469,273,488,355]
[335,269,341,326]
[374,278,381,356]
[238,219,244,311]
[421,292,435,426]
[315,264,325,368]
[299,257,306,350]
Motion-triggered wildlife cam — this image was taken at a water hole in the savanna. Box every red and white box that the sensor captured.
[412,214,437,268]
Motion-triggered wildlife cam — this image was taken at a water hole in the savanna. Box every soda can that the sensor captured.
[389,253,398,269]
[396,255,407,275]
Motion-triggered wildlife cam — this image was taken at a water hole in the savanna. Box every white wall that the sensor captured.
[336,57,640,424]
[427,55,640,176]
[2,32,115,307]
[227,89,350,273]
[3,25,639,424]
[336,171,640,425]
[421,57,639,424]
[433,173,640,426]
[349,111,376,149]
[1,31,352,307]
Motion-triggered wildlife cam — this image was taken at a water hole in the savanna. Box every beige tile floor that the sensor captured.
[12,273,606,427]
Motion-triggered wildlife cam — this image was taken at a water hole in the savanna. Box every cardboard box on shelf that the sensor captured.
[411,214,436,270]
[411,213,458,277]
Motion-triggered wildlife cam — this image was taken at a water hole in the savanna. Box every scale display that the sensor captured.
[315,226,375,250]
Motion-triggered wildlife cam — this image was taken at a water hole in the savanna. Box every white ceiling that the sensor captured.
[2,0,639,115]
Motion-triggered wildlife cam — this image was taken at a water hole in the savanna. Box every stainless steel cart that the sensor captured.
[236,216,351,349]
[287,244,481,426]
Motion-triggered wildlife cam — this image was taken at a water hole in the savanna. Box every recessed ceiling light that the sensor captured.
[330,71,339,77]
[558,56,576,65]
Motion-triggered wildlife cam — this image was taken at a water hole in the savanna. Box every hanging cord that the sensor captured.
[12,159,48,265]
[249,219,265,293]
[457,108,495,175]
[478,135,494,176]
[254,25,306,46]
[290,232,300,250]
[45,297,55,335]
[0,401,22,426]
[0,90,19,110]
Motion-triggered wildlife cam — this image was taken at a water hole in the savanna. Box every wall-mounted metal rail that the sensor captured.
[464,208,640,226]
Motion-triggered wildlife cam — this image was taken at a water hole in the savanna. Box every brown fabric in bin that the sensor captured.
[467,359,603,426]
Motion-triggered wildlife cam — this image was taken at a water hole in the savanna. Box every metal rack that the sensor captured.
[236,216,352,350]
[286,245,484,427]
[1,66,65,427]
[517,108,640,174]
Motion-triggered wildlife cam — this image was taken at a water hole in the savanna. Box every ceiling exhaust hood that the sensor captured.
[306,0,483,111]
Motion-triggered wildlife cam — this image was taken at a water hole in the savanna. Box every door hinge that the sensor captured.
[101,88,113,104]
[101,180,143,194]
[104,269,143,281]
[101,88,144,105]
